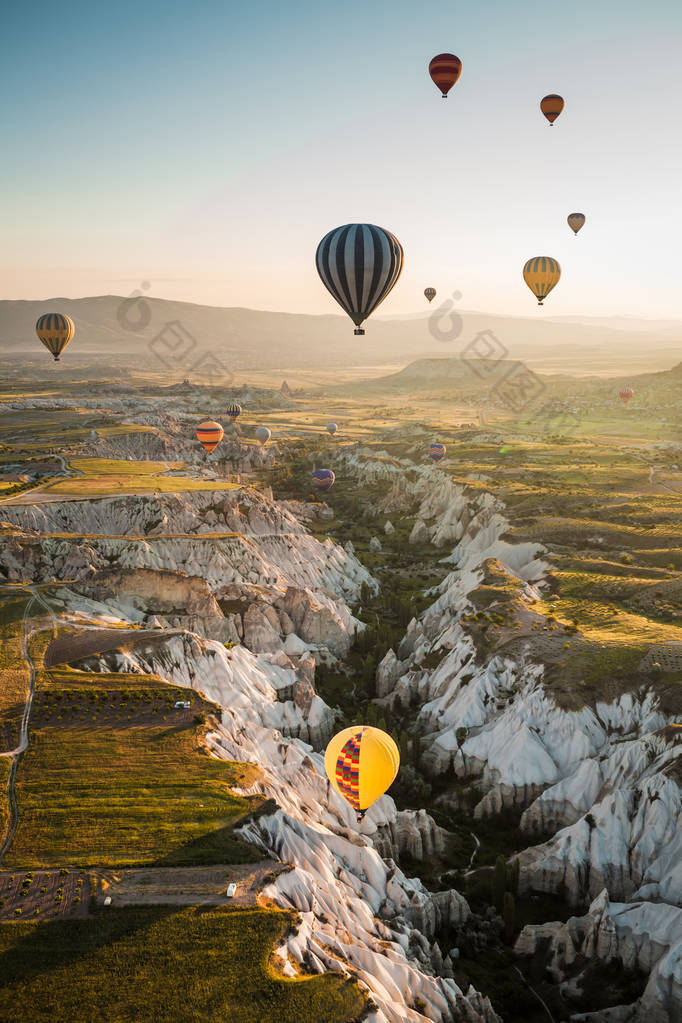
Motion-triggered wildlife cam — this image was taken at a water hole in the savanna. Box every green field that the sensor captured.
[41,456,243,497]
[0,907,367,1023]
[5,661,264,869]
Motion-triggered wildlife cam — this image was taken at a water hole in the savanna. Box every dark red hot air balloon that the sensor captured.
[619,387,634,404]
[429,54,462,98]
[540,94,564,124]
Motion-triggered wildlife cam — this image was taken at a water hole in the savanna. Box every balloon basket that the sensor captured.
[354,328,365,335]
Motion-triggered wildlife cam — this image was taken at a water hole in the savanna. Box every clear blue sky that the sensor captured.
[1,0,681,317]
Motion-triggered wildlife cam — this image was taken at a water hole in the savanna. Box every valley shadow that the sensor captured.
[151,797,278,868]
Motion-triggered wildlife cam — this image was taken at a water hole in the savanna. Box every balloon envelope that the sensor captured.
[325,725,400,819]
[567,213,586,235]
[255,427,271,445]
[312,468,335,491]
[36,313,75,361]
[326,423,338,435]
[424,287,437,303]
[523,257,561,305]
[620,387,634,403]
[540,94,564,124]
[316,223,404,335]
[429,53,462,97]
[196,420,224,453]
[226,402,242,421]
[429,442,446,463]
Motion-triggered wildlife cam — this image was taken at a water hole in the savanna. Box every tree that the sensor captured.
[503,891,515,944]
[491,855,506,913]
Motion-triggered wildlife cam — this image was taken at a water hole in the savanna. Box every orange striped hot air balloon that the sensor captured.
[196,420,224,453]
[619,387,634,404]
[429,54,462,98]
[541,94,564,124]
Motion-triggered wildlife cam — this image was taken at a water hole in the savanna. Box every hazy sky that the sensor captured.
[2,0,681,318]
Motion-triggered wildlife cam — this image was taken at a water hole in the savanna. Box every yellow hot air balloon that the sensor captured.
[324,725,400,821]
[36,313,75,361]
[522,257,561,306]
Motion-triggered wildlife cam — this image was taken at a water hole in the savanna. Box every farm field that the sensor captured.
[0,906,368,1023]
[4,656,265,869]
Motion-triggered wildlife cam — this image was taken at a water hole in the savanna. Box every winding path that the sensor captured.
[0,588,56,863]
[512,965,556,1023]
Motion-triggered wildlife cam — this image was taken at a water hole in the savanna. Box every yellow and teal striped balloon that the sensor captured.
[36,313,75,361]
[522,257,561,306]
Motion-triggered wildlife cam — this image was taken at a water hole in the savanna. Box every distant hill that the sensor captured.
[341,356,682,401]
[2,295,681,376]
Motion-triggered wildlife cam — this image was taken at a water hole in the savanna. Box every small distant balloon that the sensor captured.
[226,402,242,422]
[429,53,462,98]
[316,224,404,335]
[324,725,400,821]
[36,313,75,362]
[196,420,224,453]
[523,257,561,306]
[255,426,271,446]
[429,442,446,463]
[540,94,564,124]
[424,287,437,303]
[312,468,335,491]
[326,423,338,436]
[567,213,586,236]
[619,387,634,403]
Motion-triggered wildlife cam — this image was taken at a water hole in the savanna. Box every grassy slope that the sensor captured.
[0,907,367,1023]
[5,661,264,869]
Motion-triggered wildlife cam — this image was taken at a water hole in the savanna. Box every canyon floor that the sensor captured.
[0,357,680,1023]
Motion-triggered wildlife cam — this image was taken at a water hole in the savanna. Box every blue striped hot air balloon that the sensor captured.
[312,468,335,491]
[429,443,446,463]
[36,313,75,361]
[315,224,404,335]
[226,402,242,423]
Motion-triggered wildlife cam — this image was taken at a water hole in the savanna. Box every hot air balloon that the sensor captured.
[226,402,242,423]
[619,387,634,403]
[36,313,75,362]
[316,224,404,335]
[429,443,446,463]
[312,468,335,491]
[429,53,462,98]
[196,420,224,453]
[540,94,564,124]
[567,213,586,236]
[326,423,338,436]
[523,257,561,306]
[324,725,400,821]
[424,287,437,303]
[255,426,271,446]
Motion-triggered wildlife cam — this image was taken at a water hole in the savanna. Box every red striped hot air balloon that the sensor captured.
[540,94,564,124]
[429,53,462,98]
[619,387,634,404]
[196,420,224,453]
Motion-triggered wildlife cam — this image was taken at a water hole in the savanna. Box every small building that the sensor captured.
[226,883,237,898]
[174,700,191,709]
